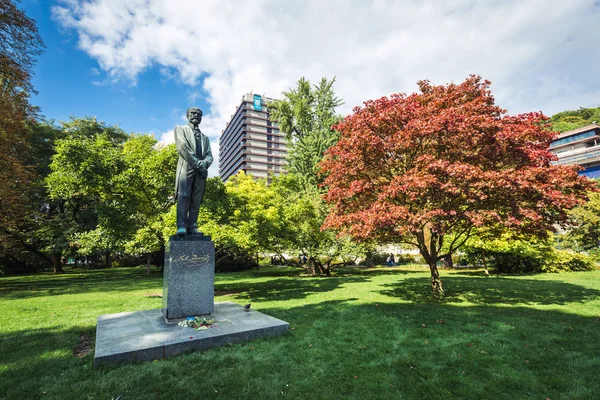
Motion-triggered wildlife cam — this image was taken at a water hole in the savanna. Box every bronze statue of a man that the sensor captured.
[174,107,213,235]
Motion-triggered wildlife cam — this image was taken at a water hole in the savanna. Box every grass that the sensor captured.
[1,265,600,399]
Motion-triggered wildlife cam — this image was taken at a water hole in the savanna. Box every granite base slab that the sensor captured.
[94,302,289,367]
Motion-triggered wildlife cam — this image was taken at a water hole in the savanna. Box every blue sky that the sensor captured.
[18,0,600,176]
[22,0,209,137]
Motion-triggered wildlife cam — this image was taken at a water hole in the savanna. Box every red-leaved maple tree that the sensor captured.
[320,75,594,294]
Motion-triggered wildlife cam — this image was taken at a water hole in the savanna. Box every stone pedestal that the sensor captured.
[94,302,289,367]
[162,234,214,320]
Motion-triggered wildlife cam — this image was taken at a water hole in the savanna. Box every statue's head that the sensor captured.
[187,107,203,125]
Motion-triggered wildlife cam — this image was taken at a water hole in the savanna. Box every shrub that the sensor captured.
[396,253,419,265]
[542,251,596,273]
[464,234,597,274]
[463,235,554,273]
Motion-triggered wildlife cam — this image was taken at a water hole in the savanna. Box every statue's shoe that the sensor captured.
[187,227,201,234]
[176,227,187,235]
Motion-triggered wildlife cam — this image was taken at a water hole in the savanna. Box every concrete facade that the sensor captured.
[549,124,600,178]
[219,93,288,182]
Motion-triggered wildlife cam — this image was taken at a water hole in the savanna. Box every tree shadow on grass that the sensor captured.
[0,268,163,300]
[2,294,600,399]
[216,266,305,281]
[0,266,377,303]
[260,299,600,400]
[380,275,600,305]
[334,266,429,277]
[215,275,370,302]
[0,325,97,400]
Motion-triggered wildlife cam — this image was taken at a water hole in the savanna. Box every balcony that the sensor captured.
[552,146,600,166]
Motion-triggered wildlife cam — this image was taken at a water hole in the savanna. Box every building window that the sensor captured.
[551,130,597,147]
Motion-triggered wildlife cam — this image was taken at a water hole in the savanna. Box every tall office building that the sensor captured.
[219,93,288,182]
[549,124,600,178]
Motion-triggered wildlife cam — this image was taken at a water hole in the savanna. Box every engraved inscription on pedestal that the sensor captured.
[162,236,214,320]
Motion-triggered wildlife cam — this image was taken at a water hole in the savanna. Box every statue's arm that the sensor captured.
[203,136,214,168]
[174,126,203,170]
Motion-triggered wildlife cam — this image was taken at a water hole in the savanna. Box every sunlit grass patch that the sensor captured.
[1,266,599,399]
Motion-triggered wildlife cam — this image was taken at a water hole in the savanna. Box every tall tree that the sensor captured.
[320,75,594,294]
[0,0,44,264]
[45,117,128,268]
[269,77,367,275]
[270,77,343,188]
[276,174,365,275]
[121,136,177,270]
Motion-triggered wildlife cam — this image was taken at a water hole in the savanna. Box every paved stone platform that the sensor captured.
[94,302,289,367]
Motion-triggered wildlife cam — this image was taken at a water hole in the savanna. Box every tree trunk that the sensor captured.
[146,253,151,275]
[323,262,332,277]
[105,251,112,268]
[443,254,453,269]
[429,261,444,295]
[313,259,326,276]
[482,249,490,276]
[52,253,64,273]
[307,257,318,275]
[365,252,374,267]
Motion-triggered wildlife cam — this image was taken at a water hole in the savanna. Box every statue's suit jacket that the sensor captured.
[174,124,213,199]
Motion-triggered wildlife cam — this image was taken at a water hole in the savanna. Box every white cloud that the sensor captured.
[53,0,600,173]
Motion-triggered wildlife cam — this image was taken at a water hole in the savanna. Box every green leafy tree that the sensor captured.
[158,174,287,271]
[270,77,343,187]
[271,173,366,275]
[549,106,600,132]
[120,136,177,268]
[46,117,129,267]
[47,118,178,268]
[268,77,368,275]
[566,180,600,254]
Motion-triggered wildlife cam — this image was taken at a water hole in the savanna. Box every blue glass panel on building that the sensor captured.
[551,129,596,147]
[580,164,600,178]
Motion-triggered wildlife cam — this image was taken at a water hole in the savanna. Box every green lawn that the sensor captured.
[1,266,599,400]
